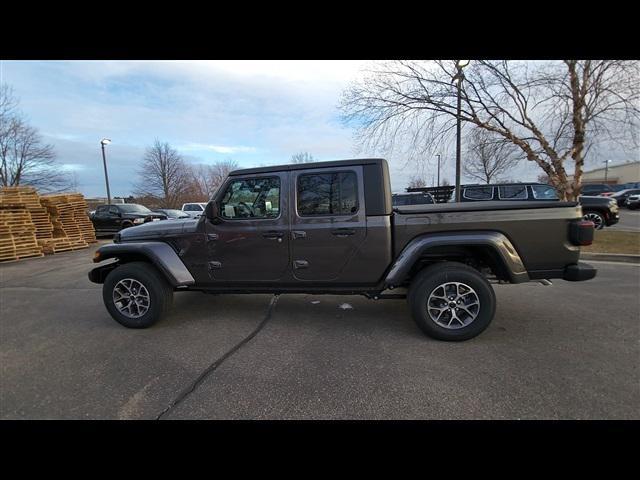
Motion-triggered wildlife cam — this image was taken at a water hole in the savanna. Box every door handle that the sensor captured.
[331,228,355,236]
[262,231,284,241]
[292,230,306,239]
[293,260,309,269]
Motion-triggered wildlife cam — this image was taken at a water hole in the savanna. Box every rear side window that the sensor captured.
[96,206,108,214]
[413,194,434,205]
[463,186,494,201]
[297,172,358,216]
[498,185,528,200]
[531,185,559,200]
[393,195,411,206]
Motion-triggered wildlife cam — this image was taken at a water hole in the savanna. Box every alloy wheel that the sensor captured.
[427,281,480,329]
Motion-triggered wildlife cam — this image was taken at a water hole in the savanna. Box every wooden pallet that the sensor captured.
[0,203,43,261]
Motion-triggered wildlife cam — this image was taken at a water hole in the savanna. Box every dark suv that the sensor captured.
[91,204,167,235]
[581,184,615,195]
[460,183,619,230]
[392,192,435,206]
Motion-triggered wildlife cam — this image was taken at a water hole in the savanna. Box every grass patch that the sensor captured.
[582,229,640,254]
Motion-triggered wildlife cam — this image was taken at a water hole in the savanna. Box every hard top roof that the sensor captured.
[228,158,387,176]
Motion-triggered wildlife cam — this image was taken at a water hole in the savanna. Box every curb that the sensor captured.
[581,252,640,264]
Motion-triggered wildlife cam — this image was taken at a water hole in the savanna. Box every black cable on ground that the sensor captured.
[156,294,279,420]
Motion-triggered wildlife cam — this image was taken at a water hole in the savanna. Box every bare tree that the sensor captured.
[290,152,316,163]
[341,60,640,200]
[134,140,190,208]
[408,176,427,188]
[464,127,522,184]
[0,84,68,192]
[188,159,238,200]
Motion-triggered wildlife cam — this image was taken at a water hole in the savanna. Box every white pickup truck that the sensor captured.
[181,202,208,218]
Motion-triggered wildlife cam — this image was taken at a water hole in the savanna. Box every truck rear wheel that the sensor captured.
[103,262,173,328]
[408,262,496,341]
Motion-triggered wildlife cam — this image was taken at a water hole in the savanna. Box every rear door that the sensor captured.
[290,166,366,281]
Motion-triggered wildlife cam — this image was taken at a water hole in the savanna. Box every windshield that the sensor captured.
[118,204,152,214]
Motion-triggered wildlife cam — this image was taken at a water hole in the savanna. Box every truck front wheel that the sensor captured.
[408,262,496,341]
[103,262,173,328]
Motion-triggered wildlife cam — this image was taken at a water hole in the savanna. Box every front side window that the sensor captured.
[498,185,528,200]
[531,185,559,200]
[463,186,494,201]
[297,171,358,216]
[220,177,280,219]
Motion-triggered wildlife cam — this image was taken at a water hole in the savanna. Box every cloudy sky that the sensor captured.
[1,60,631,198]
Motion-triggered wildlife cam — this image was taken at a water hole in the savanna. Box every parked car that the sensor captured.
[91,204,167,235]
[627,194,640,210]
[89,158,596,341]
[604,189,640,207]
[458,183,619,230]
[599,185,626,196]
[581,184,615,195]
[459,183,559,202]
[181,203,207,218]
[392,192,435,206]
[577,196,620,229]
[152,208,191,220]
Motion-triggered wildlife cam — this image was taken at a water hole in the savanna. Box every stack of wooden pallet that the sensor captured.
[0,187,97,260]
[39,195,88,254]
[0,206,44,262]
[0,186,54,241]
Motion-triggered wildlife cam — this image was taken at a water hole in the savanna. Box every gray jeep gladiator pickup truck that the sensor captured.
[89,158,596,341]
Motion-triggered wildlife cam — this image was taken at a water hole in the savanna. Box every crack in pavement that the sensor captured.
[155,294,280,420]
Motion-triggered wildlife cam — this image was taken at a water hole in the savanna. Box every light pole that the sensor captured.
[453,60,470,202]
[603,159,611,183]
[436,154,441,187]
[100,138,112,205]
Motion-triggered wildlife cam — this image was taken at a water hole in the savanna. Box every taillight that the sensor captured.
[570,220,595,246]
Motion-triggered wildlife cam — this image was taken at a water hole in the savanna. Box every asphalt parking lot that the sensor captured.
[1,242,638,420]
[610,209,640,232]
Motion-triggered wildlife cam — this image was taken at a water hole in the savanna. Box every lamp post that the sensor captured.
[453,60,470,202]
[100,138,112,205]
[436,154,441,187]
[603,159,611,183]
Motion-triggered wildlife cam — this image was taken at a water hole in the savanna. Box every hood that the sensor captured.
[122,212,165,218]
[119,218,199,241]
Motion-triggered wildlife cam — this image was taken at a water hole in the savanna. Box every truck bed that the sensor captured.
[392,201,583,275]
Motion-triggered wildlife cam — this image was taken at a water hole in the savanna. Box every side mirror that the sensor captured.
[205,201,222,224]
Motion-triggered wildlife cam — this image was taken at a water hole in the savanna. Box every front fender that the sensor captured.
[384,231,529,287]
[89,242,195,287]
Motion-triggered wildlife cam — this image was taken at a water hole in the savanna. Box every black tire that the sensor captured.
[583,211,605,230]
[407,262,496,341]
[103,262,173,328]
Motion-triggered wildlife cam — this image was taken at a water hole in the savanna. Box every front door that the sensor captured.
[290,166,367,281]
[204,172,290,283]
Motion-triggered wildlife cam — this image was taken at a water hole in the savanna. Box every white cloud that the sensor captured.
[181,143,258,154]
